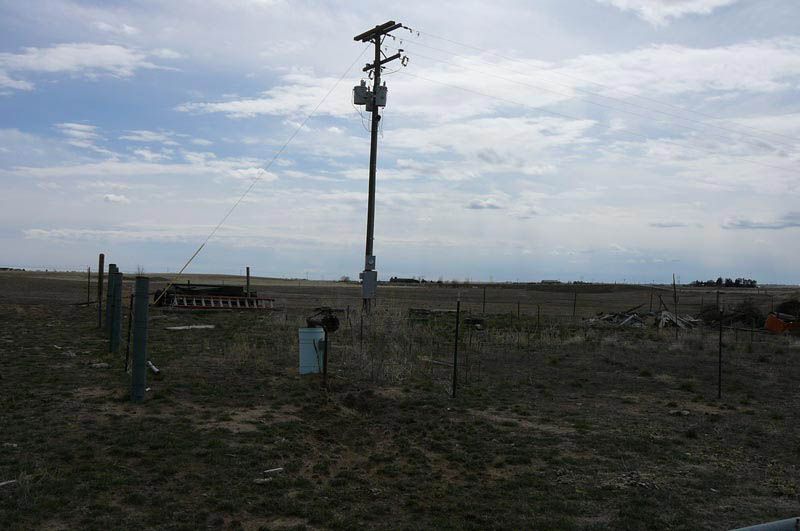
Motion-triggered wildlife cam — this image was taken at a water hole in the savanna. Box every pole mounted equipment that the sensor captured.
[352,20,409,311]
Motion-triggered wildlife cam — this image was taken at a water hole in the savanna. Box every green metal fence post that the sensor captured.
[131,276,150,403]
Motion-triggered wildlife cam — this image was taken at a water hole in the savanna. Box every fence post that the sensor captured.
[109,271,123,353]
[572,292,577,322]
[537,304,541,335]
[105,263,118,332]
[131,276,150,403]
[246,266,251,297]
[452,297,461,399]
[717,291,723,399]
[673,274,679,340]
[86,266,91,304]
[124,293,134,371]
[97,253,105,328]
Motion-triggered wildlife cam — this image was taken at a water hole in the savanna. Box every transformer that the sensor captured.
[366,84,387,112]
[375,84,387,106]
[353,80,369,105]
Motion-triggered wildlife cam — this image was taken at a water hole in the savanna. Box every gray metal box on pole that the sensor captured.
[131,276,149,403]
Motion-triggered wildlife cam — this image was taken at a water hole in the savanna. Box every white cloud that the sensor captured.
[466,198,503,210]
[558,36,800,97]
[0,70,33,91]
[133,148,170,162]
[151,48,183,59]
[119,130,179,145]
[0,43,156,76]
[93,21,140,35]
[54,122,113,155]
[0,43,173,92]
[103,193,130,204]
[596,0,739,26]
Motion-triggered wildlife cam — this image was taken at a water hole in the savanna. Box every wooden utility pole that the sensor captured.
[353,20,406,312]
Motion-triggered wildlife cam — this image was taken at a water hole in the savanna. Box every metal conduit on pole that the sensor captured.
[131,276,150,403]
[109,271,123,353]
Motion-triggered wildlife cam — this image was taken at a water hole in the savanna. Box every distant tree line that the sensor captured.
[690,277,758,288]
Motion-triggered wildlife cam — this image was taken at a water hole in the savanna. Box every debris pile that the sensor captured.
[590,311,646,328]
[655,310,701,329]
[589,304,700,329]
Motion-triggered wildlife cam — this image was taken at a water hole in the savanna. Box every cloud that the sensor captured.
[176,70,351,118]
[0,70,33,91]
[649,221,689,228]
[93,21,140,35]
[596,0,739,26]
[0,43,170,92]
[11,154,279,185]
[103,193,131,204]
[722,212,800,230]
[56,122,100,141]
[466,198,503,210]
[54,122,114,155]
[119,129,179,144]
[559,36,800,97]
[133,148,171,162]
[150,48,183,59]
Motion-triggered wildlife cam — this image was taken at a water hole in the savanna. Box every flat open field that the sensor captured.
[1,271,799,529]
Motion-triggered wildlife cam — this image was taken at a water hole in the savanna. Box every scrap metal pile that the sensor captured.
[589,304,701,329]
[153,283,274,310]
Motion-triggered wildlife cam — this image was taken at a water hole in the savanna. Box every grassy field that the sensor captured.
[1,271,799,530]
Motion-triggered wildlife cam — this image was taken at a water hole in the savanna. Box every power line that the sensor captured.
[402,46,793,155]
[154,45,370,304]
[404,28,800,147]
[399,70,799,175]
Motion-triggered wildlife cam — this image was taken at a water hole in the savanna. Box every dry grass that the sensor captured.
[1,272,799,529]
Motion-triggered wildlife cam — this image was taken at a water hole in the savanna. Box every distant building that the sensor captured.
[389,276,421,284]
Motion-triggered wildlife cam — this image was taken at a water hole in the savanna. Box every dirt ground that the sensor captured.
[1,271,798,530]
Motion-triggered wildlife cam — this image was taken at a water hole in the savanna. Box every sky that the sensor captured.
[1,0,799,283]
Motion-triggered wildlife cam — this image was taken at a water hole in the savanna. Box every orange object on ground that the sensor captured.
[765,313,800,334]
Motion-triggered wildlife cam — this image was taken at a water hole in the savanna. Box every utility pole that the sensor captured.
[353,20,407,311]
